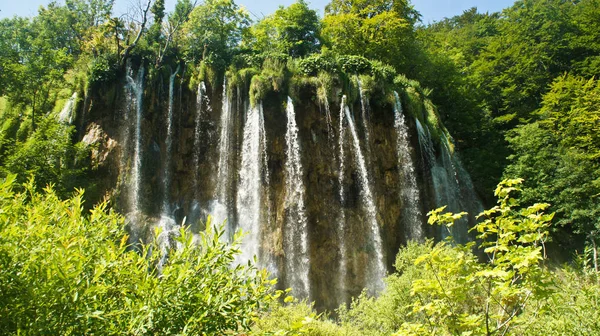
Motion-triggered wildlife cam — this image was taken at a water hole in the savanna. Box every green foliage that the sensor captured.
[322,0,419,75]
[337,55,372,74]
[0,115,89,197]
[504,75,600,244]
[522,265,600,335]
[297,54,337,76]
[248,0,321,58]
[182,0,250,67]
[402,178,553,335]
[0,175,277,335]
[252,301,354,335]
[337,241,435,336]
[88,52,118,87]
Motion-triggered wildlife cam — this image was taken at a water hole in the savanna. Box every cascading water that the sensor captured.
[283,97,311,299]
[58,92,77,124]
[210,78,233,238]
[357,78,372,160]
[321,96,334,144]
[344,104,386,294]
[110,68,487,310]
[259,101,277,277]
[162,67,179,216]
[193,81,209,199]
[236,103,265,265]
[125,66,144,213]
[393,92,423,241]
[438,133,483,243]
[337,96,348,302]
[415,118,481,243]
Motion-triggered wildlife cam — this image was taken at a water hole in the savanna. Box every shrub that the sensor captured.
[337,55,372,74]
[0,175,277,335]
[297,54,338,76]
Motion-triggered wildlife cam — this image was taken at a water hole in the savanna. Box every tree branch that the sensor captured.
[120,0,152,67]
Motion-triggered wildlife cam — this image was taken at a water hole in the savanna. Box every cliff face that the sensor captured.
[77,65,480,311]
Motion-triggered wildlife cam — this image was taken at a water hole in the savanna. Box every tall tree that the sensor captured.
[182,0,250,67]
[504,75,600,247]
[322,0,419,74]
[248,0,321,57]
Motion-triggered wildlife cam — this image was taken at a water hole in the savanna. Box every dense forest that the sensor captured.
[1,0,599,334]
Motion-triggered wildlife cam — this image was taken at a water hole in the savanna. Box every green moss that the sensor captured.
[357,74,376,99]
[226,67,259,95]
[249,74,272,107]
[316,71,335,107]
[403,88,425,121]
[262,57,287,92]
[370,60,396,83]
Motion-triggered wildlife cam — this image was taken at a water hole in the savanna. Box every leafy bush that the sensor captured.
[0,175,277,335]
[337,55,372,74]
[370,60,396,83]
[88,53,119,87]
[401,178,554,335]
[297,54,338,76]
[252,301,355,336]
[0,116,89,197]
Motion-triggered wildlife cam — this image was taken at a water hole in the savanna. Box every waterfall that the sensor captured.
[356,78,372,159]
[415,118,481,243]
[321,96,334,144]
[58,92,77,124]
[344,104,386,294]
[125,66,144,213]
[162,67,179,216]
[337,96,348,302]
[193,81,209,200]
[283,97,311,299]
[236,103,265,265]
[415,118,435,164]
[259,100,277,278]
[210,78,233,238]
[438,134,483,243]
[393,92,423,241]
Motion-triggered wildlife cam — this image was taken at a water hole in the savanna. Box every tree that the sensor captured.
[504,75,600,249]
[181,0,250,67]
[248,0,321,58]
[0,5,73,130]
[321,0,419,74]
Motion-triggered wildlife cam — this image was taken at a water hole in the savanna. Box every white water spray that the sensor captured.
[283,97,311,299]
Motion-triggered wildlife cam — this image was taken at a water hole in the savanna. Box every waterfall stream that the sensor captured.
[210,78,233,238]
[356,78,372,161]
[393,92,423,241]
[236,103,265,265]
[58,92,77,124]
[415,118,482,243]
[193,81,209,200]
[162,67,179,216]
[283,97,311,299]
[344,104,386,294]
[337,96,348,302]
[125,66,144,213]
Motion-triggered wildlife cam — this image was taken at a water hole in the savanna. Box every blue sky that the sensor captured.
[0,0,515,23]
